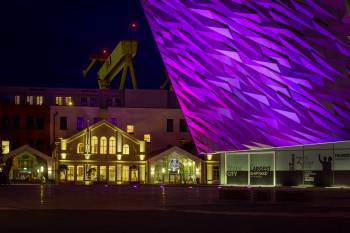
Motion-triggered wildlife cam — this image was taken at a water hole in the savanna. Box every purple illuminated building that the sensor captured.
[142,0,350,153]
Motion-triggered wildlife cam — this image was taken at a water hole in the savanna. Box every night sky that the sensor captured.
[0,0,165,89]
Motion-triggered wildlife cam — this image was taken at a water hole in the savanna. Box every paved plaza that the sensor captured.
[1,185,350,232]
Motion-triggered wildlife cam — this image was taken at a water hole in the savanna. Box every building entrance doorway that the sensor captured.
[130,165,139,183]
[148,147,202,184]
[152,158,197,184]
[10,153,46,183]
[169,172,182,184]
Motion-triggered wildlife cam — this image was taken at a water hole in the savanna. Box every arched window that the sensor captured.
[77,143,84,154]
[91,136,98,154]
[122,144,129,155]
[100,137,107,154]
[109,136,116,154]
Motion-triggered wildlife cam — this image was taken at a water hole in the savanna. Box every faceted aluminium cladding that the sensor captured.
[141,0,350,153]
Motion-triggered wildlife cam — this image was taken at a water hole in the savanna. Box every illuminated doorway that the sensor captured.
[130,165,139,183]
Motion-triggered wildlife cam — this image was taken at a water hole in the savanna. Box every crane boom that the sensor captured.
[82,50,109,77]
[97,40,138,89]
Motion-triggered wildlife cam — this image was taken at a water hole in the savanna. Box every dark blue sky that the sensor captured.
[0,0,165,89]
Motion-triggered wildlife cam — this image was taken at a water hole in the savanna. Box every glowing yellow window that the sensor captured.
[109,137,116,154]
[77,143,84,154]
[100,166,107,181]
[65,96,73,106]
[60,139,67,151]
[122,166,129,182]
[77,166,84,181]
[91,136,98,154]
[14,95,20,105]
[100,137,107,154]
[67,166,75,181]
[122,144,129,155]
[1,141,10,154]
[55,96,63,106]
[127,125,134,133]
[36,96,44,105]
[144,134,151,142]
[26,96,33,105]
[109,166,116,182]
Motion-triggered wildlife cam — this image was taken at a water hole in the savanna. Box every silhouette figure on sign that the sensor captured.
[318,154,332,186]
[318,154,332,172]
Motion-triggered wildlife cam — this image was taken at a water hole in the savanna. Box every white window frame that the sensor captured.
[122,144,130,155]
[100,137,107,154]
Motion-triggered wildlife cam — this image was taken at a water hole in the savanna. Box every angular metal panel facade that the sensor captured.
[142,0,350,153]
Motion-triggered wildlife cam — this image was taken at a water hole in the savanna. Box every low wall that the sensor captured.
[219,187,350,205]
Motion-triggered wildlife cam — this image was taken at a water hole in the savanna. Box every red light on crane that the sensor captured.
[130,21,138,30]
[102,49,108,54]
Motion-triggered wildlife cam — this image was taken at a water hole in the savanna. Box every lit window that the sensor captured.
[91,136,98,154]
[109,166,116,181]
[207,154,213,161]
[61,139,67,151]
[65,96,73,106]
[36,96,44,105]
[77,166,84,181]
[14,95,20,105]
[77,143,84,154]
[100,166,107,181]
[67,166,74,181]
[127,125,134,133]
[26,96,34,105]
[60,153,67,159]
[109,136,116,154]
[144,134,151,142]
[100,137,107,154]
[122,144,129,155]
[1,141,10,154]
[56,96,63,106]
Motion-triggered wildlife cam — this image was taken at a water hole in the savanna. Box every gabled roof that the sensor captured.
[2,144,53,162]
[65,119,143,144]
[148,146,203,162]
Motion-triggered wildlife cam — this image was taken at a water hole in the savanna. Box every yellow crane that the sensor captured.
[160,70,173,91]
[83,40,138,89]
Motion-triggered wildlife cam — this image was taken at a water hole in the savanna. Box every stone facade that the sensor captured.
[54,120,146,184]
